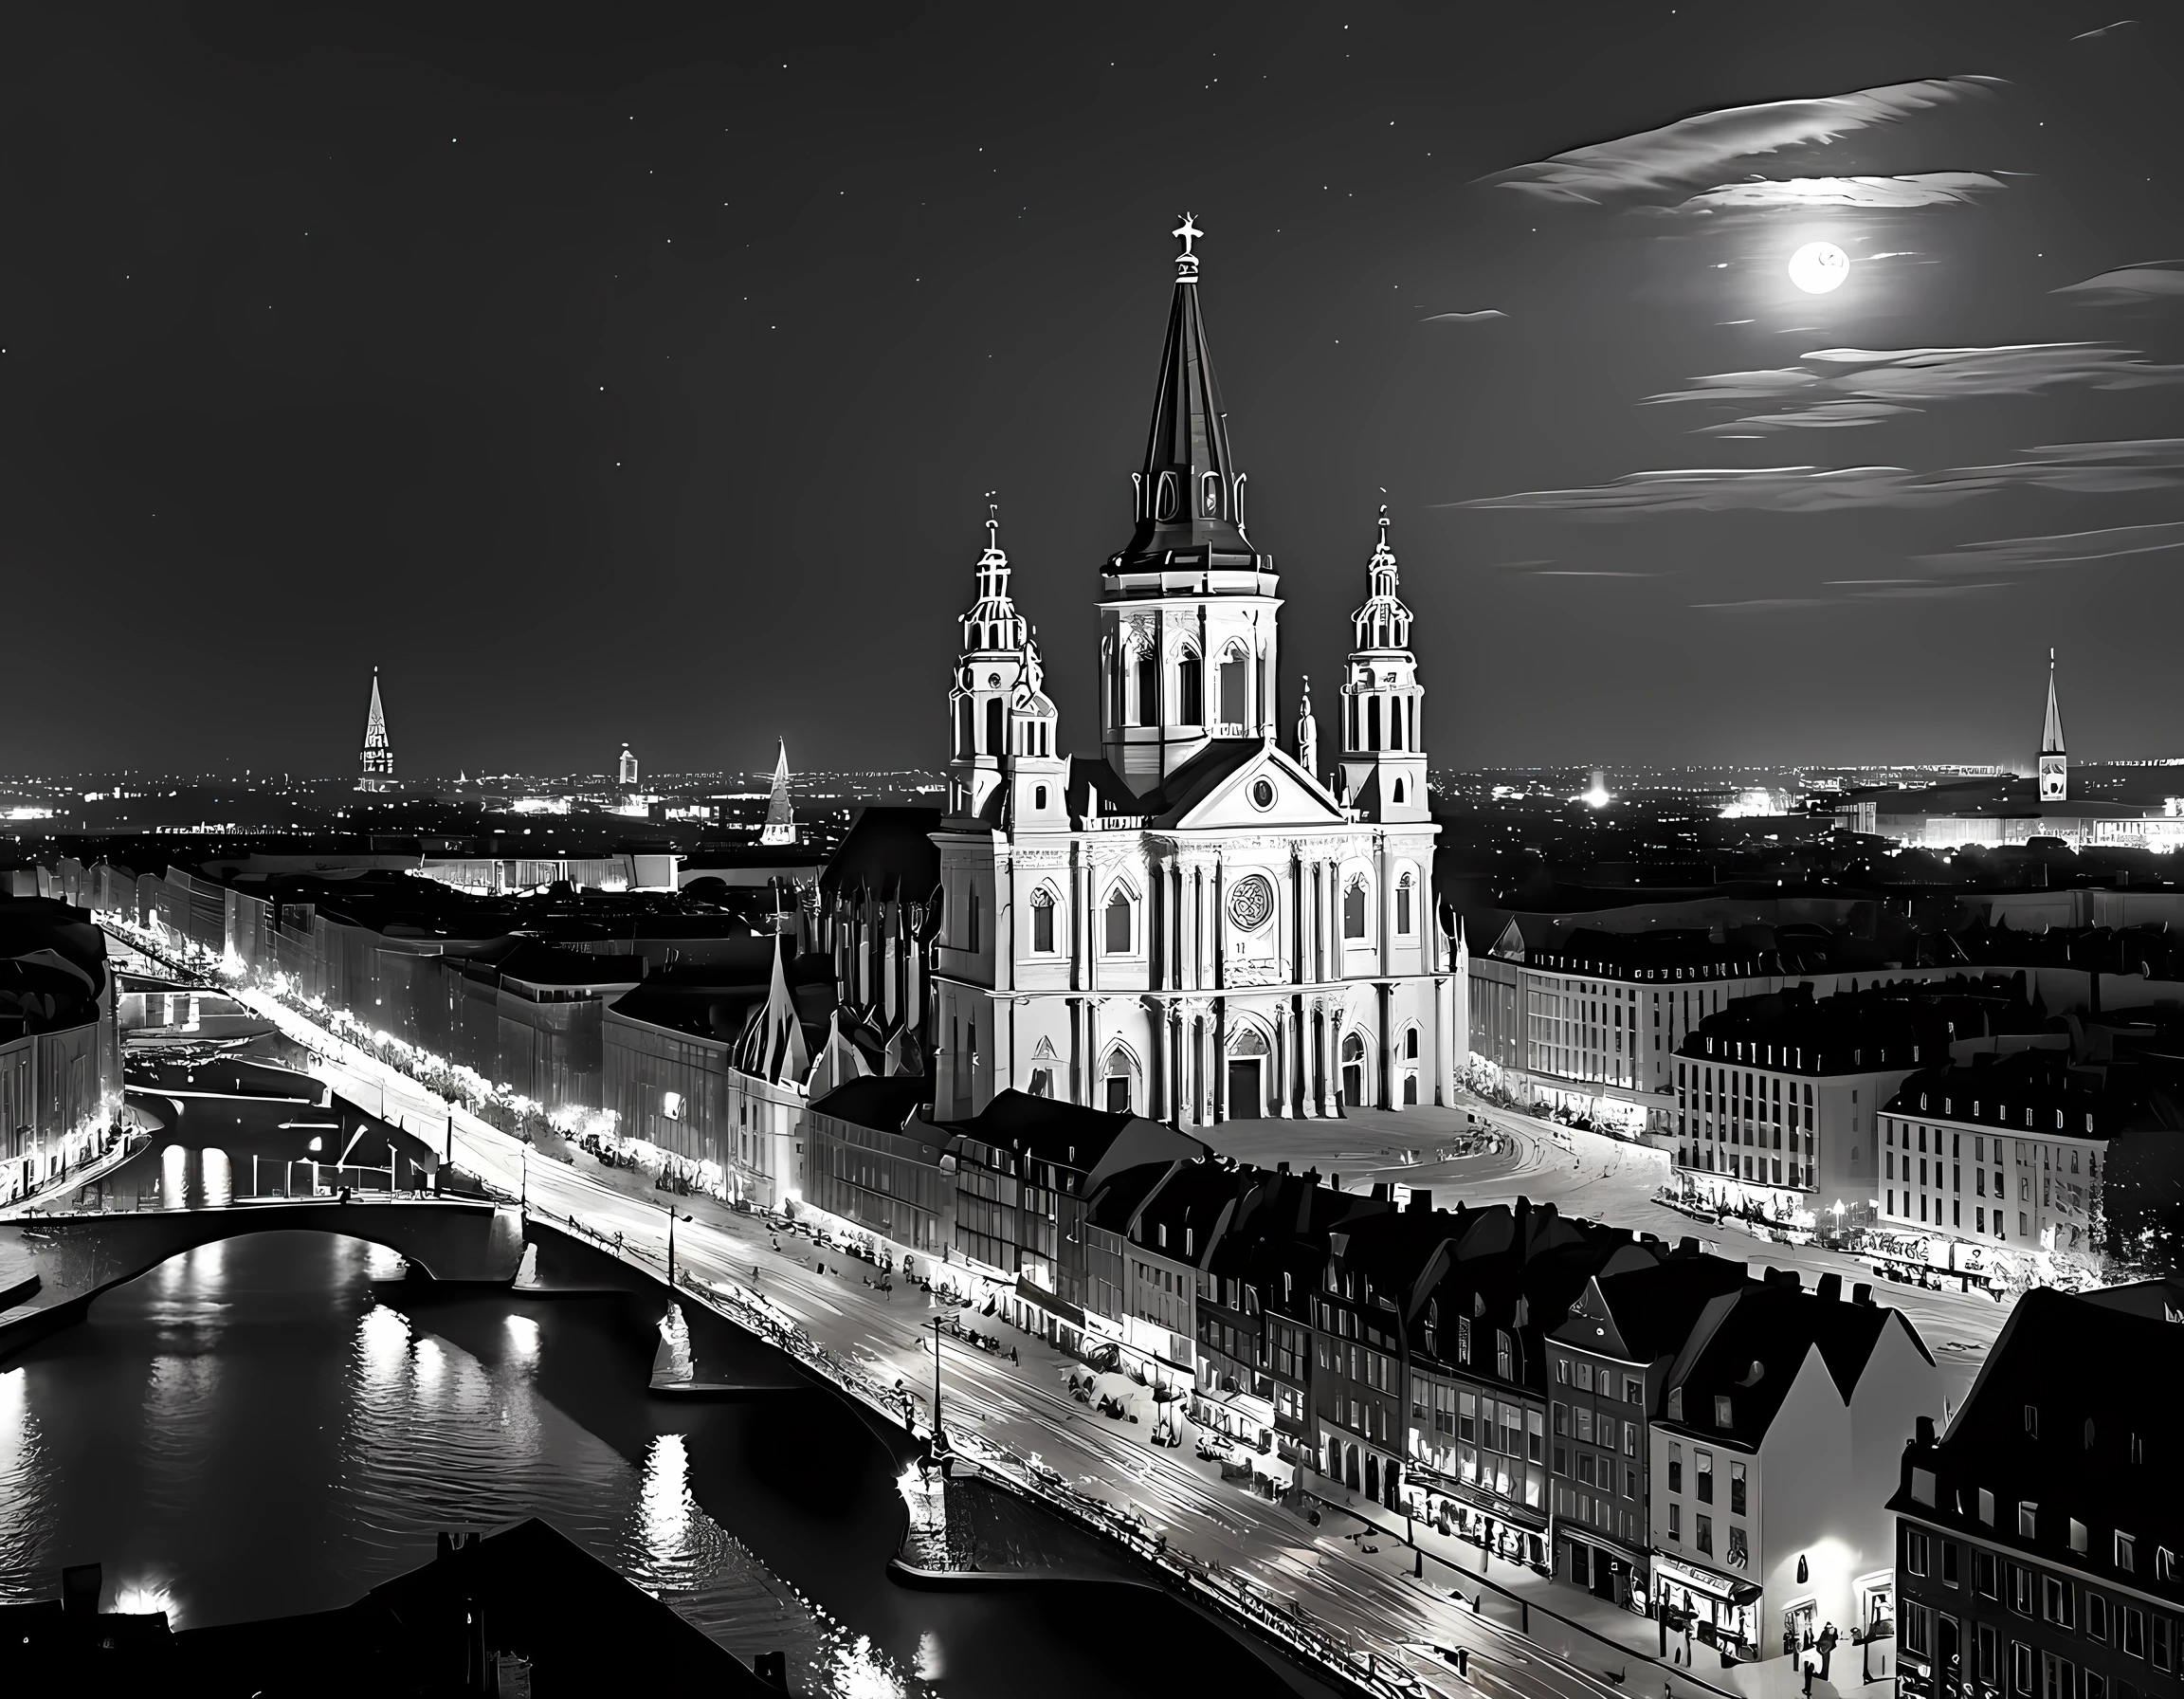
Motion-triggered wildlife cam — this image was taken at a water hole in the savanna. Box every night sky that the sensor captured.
[5,4,2182,779]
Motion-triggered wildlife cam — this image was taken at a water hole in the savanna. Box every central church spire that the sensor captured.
[1101,220,1283,793]
[1109,214,1264,575]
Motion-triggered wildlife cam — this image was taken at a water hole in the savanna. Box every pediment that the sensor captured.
[1162,743,1350,831]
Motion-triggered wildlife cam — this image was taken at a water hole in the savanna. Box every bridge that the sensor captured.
[0,1198,525,1360]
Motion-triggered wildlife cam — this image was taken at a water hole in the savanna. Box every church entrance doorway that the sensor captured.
[1341,1032,1366,1107]
[1226,1059,1264,1119]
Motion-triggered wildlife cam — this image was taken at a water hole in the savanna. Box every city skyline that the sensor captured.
[3,5,2182,776]
[9,11,2183,1696]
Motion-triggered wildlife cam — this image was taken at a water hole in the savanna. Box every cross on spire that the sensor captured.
[1172,212,1203,281]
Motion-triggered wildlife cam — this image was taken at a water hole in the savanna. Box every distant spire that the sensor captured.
[2042,648,2066,757]
[358,667,395,792]
[760,740,796,846]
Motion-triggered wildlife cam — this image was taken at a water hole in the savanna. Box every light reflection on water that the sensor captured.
[0,1232,1266,1699]
[0,1233,906,1697]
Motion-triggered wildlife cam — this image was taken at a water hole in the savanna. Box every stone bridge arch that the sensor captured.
[0,1200,523,1361]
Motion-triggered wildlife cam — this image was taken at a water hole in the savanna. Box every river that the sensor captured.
[0,1230,1316,1695]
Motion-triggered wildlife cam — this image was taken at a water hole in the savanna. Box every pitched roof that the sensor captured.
[1661,1282,1924,1449]
[1555,1252,1754,1362]
[944,1088,1208,1180]
[1891,1287,2182,1609]
[809,1073,932,1135]
[819,805,942,902]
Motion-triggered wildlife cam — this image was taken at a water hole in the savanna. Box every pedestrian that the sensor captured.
[1010,1345,1018,1364]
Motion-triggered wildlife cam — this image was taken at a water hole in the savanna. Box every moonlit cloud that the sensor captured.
[1693,581,2008,613]
[1851,580,2011,599]
[1420,309,1506,322]
[1913,519,2184,572]
[1690,597,1830,612]
[1670,173,2003,213]
[2051,262,2184,306]
[1482,78,1998,206]
[1454,439,2184,515]
[1646,344,2184,433]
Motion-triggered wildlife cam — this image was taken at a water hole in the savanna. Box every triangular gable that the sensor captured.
[1558,1274,1634,1360]
[1161,741,1349,831]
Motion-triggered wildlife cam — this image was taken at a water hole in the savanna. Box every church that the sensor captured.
[928,219,1459,1127]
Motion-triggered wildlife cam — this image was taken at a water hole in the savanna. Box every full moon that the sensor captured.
[1788,242,1849,294]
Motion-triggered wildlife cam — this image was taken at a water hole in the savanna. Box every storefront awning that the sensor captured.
[1654,1555,1762,1606]
[1013,1276,1084,1329]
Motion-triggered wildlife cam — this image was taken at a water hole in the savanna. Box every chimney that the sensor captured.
[1331,1173,1342,1193]
[1915,1415,1936,1447]
[1852,1282,1874,1306]
[1409,1189,1433,1214]
[1277,1160,1290,1173]
[1815,1272,1843,1303]
[1371,1181,1392,1202]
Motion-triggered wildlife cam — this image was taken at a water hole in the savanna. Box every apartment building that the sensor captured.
[1649,1275,1940,1666]
[1891,1282,2182,1699]
[1545,1251,1751,1610]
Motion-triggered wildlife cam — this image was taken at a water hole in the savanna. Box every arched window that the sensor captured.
[1218,646,1248,728]
[1343,876,1368,940]
[1135,649,1158,725]
[1367,696,1381,751]
[1406,1027,1420,1060]
[1396,871,1415,935]
[1032,783,1048,811]
[1030,886,1056,953]
[956,698,974,758]
[1392,777,1406,806]
[1104,886,1135,954]
[1177,649,1203,725]
[984,697,1004,756]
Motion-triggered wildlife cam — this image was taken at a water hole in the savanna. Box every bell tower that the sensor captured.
[1099,216,1283,793]
[1338,506,1429,822]
[946,505,1061,828]
[2038,649,2067,803]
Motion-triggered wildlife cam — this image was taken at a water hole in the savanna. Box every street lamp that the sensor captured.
[929,1314,947,1455]
[664,1198,692,1285]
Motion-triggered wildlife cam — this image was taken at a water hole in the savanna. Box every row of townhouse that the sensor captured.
[0,893,124,1202]
[1892,1282,2183,1699]
[802,1074,1947,1672]
[1874,1041,2184,1284]
[1670,975,2050,1223]
[80,850,862,1210]
[1468,883,2184,1158]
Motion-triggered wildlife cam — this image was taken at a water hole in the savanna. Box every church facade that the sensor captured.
[929,222,1457,1128]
